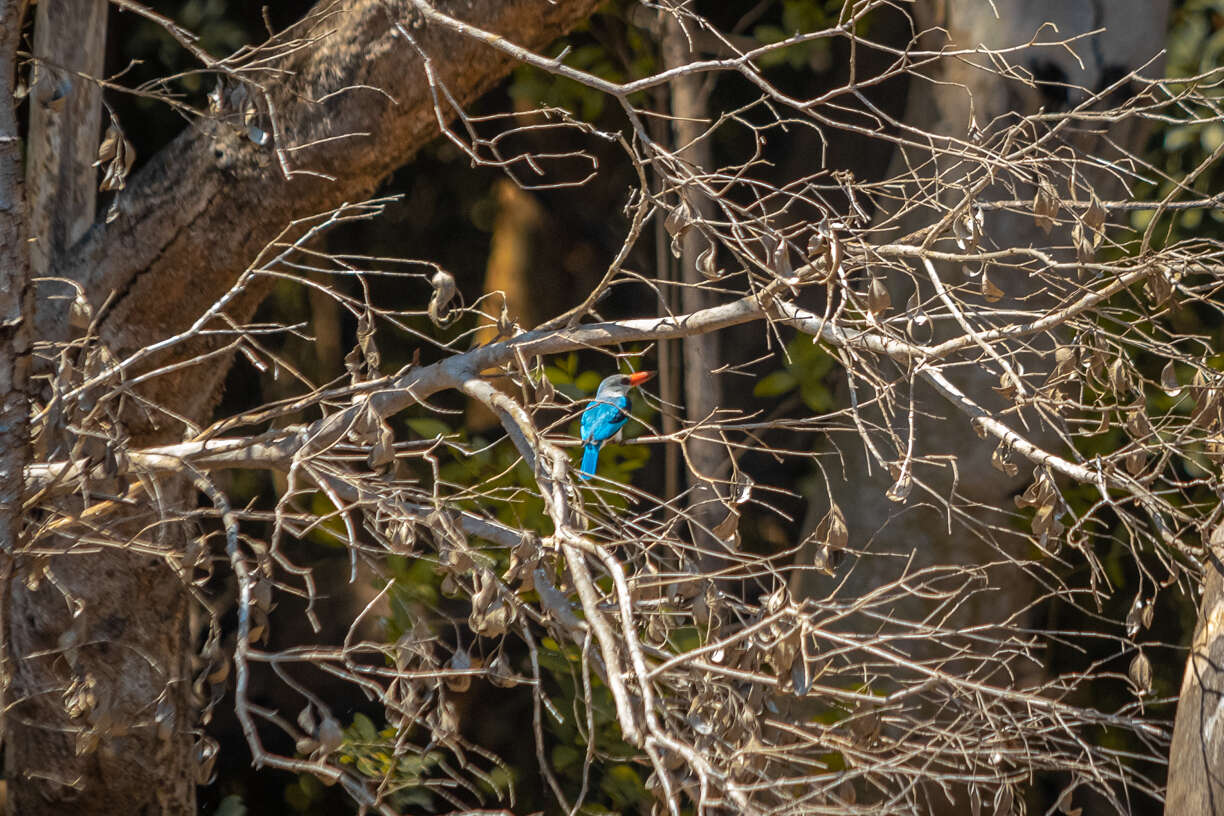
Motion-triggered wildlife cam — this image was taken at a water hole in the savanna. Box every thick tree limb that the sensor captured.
[41,0,603,428]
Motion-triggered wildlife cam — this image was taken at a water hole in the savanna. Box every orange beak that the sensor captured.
[627,370,654,387]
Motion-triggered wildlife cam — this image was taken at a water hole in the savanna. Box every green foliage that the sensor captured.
[337,351,655,810]
[509,3,652,121]
[753,333,834,412]
[1133,0,1224,239]
[211,795,247,816]
[753,0,844,70]
[536,637,650,812]
[284,714,442,812]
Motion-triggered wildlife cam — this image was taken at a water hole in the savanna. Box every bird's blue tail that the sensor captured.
[580,444,600,479]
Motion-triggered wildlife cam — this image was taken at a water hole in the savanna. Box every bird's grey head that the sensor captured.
[596,374,633,396]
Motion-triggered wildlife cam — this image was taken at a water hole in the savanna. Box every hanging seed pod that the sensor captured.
[885,465,912,502]
[428,270,458,326]
[1128,651,1153,695]
[771,236,793,279]
[1033,177,1059,234]
[867,275,891,317]
[991,440,1019,477]
[697,242,722,279]
[980,268,1004,302]
[806,503,848,575]
[1160,360,1181,397]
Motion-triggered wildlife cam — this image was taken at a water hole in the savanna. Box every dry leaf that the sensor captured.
[980,269,1004,302]
[886,468,912,502]
[991,441,1019,477]
[697,242,721,279]
[711,507,741,545]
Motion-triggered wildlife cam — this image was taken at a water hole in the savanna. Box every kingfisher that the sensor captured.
[578,370,654,479]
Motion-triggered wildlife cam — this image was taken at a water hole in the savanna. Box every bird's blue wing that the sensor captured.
[580,394,631,443]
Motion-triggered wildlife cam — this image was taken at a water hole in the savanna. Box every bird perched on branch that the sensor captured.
[578,371,654,479]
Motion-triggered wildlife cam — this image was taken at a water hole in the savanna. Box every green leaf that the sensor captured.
[800,379,833,413]
[552,743,581,770]
[575,370,602,393]
[600,764,646,809]
[405,417,451,438]
[1203,122,1224,152]
[754,370,798,397]
[350,712,378,743]
[213,795,247,816]
[1163,125,1196,151]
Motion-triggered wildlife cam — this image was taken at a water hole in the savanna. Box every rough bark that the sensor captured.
[0,0,32,555]
[7,1,602,812]
[24,0,107,279]
[4,6,175,816]
[1167,524,1224,814]
[0,0,36,807]
[5,517,196,816]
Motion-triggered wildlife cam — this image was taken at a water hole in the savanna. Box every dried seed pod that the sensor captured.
[980,268,1004,302]
[885,465,912,502]
[807,503,848,575]
[1033,177,1059,234]
[771,236,793,279]
[953,205,985,250]
[1160,360,1181,397]
[991,441,1019,477]
[1124,408,1151,441]
[867,275,891,317]
[697,242,721,279]
[1128,651,1153,695]
[711,507,740,547]
[428,270,458,326]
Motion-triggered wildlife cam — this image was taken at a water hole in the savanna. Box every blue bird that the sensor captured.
[578,370,654,479]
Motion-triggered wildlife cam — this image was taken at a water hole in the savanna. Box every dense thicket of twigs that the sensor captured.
[19,0,1224,813]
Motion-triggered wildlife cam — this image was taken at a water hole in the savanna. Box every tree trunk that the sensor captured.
[24,0,106,280]
[0,0,33,606]
[663,9,727,562]
[4,3,197,813]
[1167,524,1224,814]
